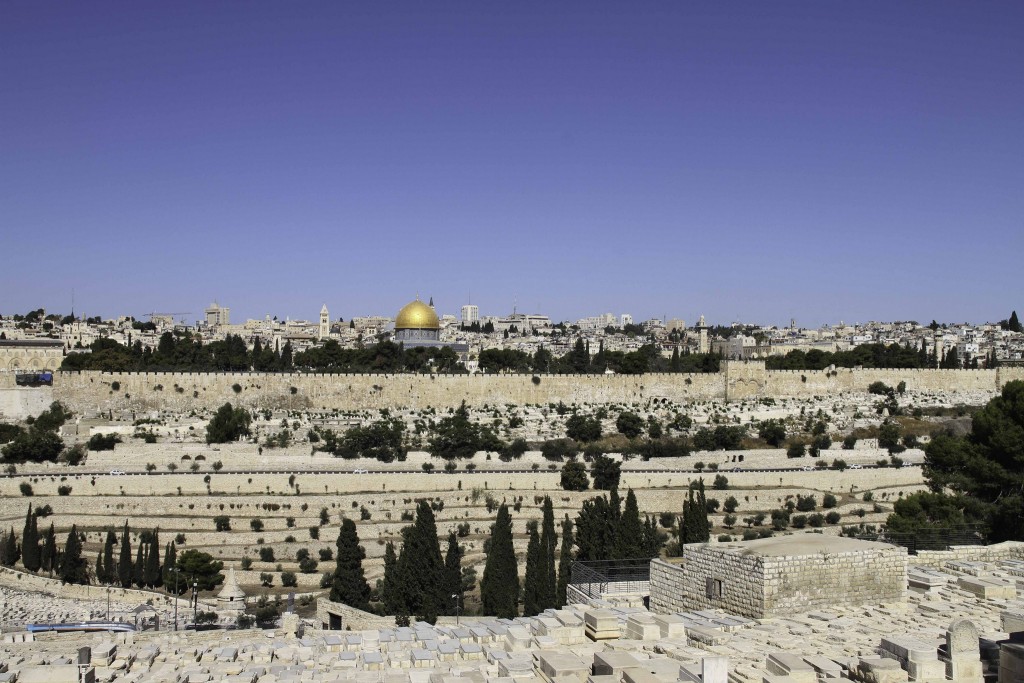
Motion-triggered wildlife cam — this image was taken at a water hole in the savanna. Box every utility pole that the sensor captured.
[170,567,180,631]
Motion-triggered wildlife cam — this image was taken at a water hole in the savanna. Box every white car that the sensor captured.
[800,466,813,471]
[849,464,863,469]
[109,469,126,476]
[352,468,369,474]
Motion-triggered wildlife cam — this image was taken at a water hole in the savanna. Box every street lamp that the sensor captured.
[192,579,198,628]
[106,587,110,621]
[452,593,460,626]
[169,567,181,631]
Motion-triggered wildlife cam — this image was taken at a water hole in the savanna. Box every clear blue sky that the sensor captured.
[2,2,1022,327]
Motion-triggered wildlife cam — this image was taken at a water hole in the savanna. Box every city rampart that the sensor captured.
[47,364,1024,414]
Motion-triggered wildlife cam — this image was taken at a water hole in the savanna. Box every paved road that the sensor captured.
[0,464,921,478]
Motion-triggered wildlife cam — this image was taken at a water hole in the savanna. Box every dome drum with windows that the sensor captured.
[395,298,440,344]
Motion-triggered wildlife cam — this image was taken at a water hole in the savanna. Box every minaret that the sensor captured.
[696,315,710,354]
[319,304,330,340]
[934,330,943,368]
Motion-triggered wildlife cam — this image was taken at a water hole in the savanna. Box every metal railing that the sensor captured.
[569,558,651,600]
[873,524,987,554]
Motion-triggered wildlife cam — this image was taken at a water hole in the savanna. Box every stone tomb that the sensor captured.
[650,535,908,619]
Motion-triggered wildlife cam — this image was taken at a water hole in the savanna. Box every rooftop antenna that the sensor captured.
[71,289,75,320]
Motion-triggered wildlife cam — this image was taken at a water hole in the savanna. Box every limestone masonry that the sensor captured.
[35,362,1024,414]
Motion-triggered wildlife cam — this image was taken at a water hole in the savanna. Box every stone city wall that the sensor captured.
[47,363,1024,415]
[316,597,395,631]
[0,387,53,421]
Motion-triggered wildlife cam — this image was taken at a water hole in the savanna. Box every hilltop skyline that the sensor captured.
[2,3,1022,326]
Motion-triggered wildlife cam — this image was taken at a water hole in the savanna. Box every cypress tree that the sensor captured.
[481,504,519,618]
[101,530,117,584]
[443,532,463,615]
[58,525,89,584]
[118,522,132,588]
[21,504,40,572]
[539,496,557,610]
[163,541,179,591]
[1009,310,1021,333]
[1,527,20,567]
[395,501,445,622]
[643,516,661,557]
[614,489,645,559]
[522,522,542,617]
[41,523,57,574]
[556,516,574,608]
[682,480,710,544]
[330,518,370,610]
[380,541,403,615]
[133,535,146,588]
[144,529,161,587]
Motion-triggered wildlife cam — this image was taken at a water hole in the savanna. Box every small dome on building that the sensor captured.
[395,299,440,330]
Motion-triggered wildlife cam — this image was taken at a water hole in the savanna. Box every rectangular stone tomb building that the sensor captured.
[650,535,907,619]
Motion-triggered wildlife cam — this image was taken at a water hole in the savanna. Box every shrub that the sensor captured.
[825,511,842,525]
[559,461,589,491]
[706,499,720,513]
[259,547,275,562]
[723,496,739,513]
[87,433,122,451]
[807,513,825,528]
[299,557,319,574]
[213,516,231,531]
[422,463,435,472]
[831,459,847,471]
[723,514,737,527]
[360,506,371,521]
[796,495,816,512]
[260,572,274,587]
[241,557,253,570]
[320,571,333,588]
[319,508,329,525]
[822,493,837,509]
[741,529,758,540]
[309,526,320,540]
[659,511,676,528]
[717,534,732,542]
[712,474,729,490]
[842,435,857,450]
[249,518,263,532]
[57,485,72,496]
[286,516,295,527]
[280,571,298,587]
[791,514,808,529]
[212,460,223,471]
[786,442,806,458]
[284,535,295,543]
[19,482,33,496]
[318,548,333,561]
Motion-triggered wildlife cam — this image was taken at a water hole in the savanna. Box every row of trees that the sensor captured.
[62,334,296,373]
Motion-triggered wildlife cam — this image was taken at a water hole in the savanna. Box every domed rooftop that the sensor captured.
[395,298,440,330]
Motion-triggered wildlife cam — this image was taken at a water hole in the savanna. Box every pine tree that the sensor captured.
[443,532,463,615]
[330,518,370,610]
[522,522,542,617]
[144,529,161,587]
[58,525,89,585]
[556,516,574,608]
[41,523,57,574]
[614,489,644,559]
[481,504,519,618]
[118,522,132,588]
[540,496,557,611]
[101,530,117,584]
[21,504,40,572]
[1009,310,1022,333]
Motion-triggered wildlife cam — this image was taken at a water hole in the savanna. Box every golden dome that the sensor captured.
[395,299,440,330]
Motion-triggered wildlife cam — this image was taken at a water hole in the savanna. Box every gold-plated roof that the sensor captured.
[395,299,440,330]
